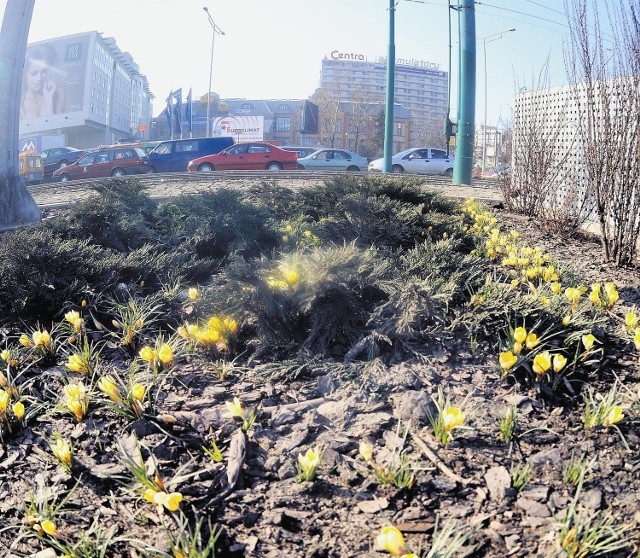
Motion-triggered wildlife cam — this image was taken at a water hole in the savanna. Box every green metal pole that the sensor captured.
[383,0,395,173]
[453,0,476,185]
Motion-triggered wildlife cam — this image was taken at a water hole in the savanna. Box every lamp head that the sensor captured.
[203,6,208,12]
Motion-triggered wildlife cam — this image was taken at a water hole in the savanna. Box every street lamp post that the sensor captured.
[203,6,224,138]
[480,28,515,173]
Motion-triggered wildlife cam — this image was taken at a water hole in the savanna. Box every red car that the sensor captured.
[52,145,151,182]
[187,142,298,172]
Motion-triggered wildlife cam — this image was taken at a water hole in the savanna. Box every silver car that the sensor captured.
[368,148,454,175]
[297,148,369,172]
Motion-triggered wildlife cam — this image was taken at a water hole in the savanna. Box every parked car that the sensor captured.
[297,148,369,172]
[52,145,151,182]
[39,147,85,178]
[368,148,454,175]
[280,145,325,158]
[148,137,234,172]
[18,152,44,185]
[187,142,299,172]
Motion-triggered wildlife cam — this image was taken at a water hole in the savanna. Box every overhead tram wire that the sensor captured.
[474,2,567,28]
[473,7,565,35]
[522,0,567,18]
[475,1,617,43]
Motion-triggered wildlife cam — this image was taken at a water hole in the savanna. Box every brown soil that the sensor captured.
[2,210,639,558]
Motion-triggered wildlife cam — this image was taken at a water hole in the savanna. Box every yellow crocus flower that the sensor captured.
[19,334,33,347]
[66,354,85,373]
[512,341,523,356]
[157,344,174,365]
[604,282,619,306]
[525,333,539,350]
[98,375,122,403]
[442,407,465,432]
[513,327,527,344]
[153,491,183,512]
[188,287,198,300]
[634,328,640,351]
[41,519,58,537]
[532,351,552,374]
[581,334,596,351]
[67,398,85,422]
[131,383,146,401]
[285,270,298,284]
[139,346,155,362]
[565,287,581,306]
[499,351,518,372]
[0,349,10,362]
[32,330,51,348]
[625,312,638,331]
[64,310,80,324]
[550,282,562,294]
[553,354,567,373]
[225,397,244,418]
[588,290,601,306]
[51,438,72,467]
[603,406,623,427]
[0,389,9,413]
[64,382,86,401]
[376,526,406,556]
[359,440,373,462]
[143,488,158,503]
[562,315,572,326]
[297,447,321,476]
[13,401,25,419]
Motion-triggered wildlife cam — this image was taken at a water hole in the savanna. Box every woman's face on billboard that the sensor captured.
[26,58,48,92]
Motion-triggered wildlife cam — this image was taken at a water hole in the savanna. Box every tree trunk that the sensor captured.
[0,0,41,228]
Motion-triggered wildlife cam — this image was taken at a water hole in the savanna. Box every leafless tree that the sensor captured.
[510,60,587,230]
[348,87,375,153]
[312,83,345,148]
[564,0,640,265]
[411,111,445,148]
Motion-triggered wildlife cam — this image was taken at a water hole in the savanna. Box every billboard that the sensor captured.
[20,35,90,124]
[212,115,264,142]
[302,101,319,134]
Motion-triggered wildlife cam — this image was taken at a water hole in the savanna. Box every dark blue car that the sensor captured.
[147,137,234,173]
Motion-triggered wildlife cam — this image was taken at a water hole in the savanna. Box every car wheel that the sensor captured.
[266,162,282,171]
[298,164,305,170]
[198,163,214,172]
[59,173,71,182]
[58,161,68,169]
[392,164,404,173]
[146,167,155,174]
[346,166,359,172]
[445,168,453,176]
[111,168,126,177]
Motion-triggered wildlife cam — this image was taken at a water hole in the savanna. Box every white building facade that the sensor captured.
[19,31,153,150]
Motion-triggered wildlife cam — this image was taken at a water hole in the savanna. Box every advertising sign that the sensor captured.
[20,35,90,124]
[212,115,264,142]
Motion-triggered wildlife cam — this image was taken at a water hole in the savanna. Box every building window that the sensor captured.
[278,104,290,111]
[241,103,253,110]
[275,117,291,132]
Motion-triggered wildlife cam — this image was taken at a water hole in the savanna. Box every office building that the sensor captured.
[319,50,449,145]
[19,31,153,150]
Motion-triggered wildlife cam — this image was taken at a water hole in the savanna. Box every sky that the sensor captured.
[0,0,601,126]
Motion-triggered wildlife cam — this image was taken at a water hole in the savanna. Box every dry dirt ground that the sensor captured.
[1,208,639,558]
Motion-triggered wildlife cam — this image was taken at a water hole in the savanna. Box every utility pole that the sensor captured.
[0,0,41,228]
[453,0,476,185]
[383,0,395,173]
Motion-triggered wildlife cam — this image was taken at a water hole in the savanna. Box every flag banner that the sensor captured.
[185,88,193,134]
[165,91,173,131]
[173,88,183,135]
